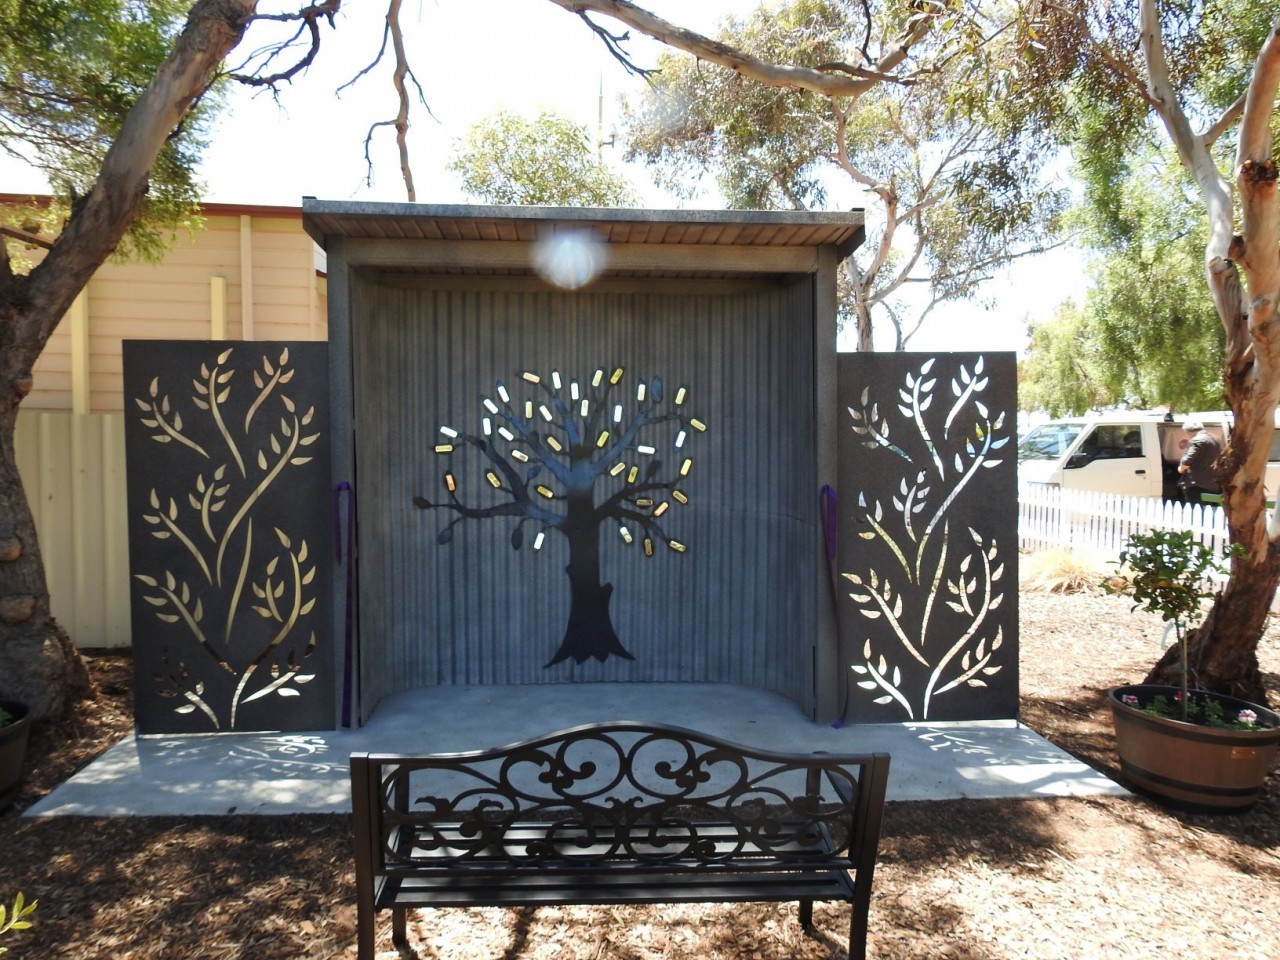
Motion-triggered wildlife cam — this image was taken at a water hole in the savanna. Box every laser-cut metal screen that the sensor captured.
[123,341,334,733]
[836,353,1018,722]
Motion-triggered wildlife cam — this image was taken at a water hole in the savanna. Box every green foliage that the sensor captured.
[0,705,11,727]
[1017,301,1113,415]
[1021,137,1225,414]
[621,0,1066,344]
[448,110,638,207]
[1113,530,1221,632]
[622,0,854,209]
[0,892,36,955]
[0,0,211,260]
[1108,530,1236,721]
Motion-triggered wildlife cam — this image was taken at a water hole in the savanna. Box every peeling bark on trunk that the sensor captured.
[1133,5,1280,708]
[0,319,90,717]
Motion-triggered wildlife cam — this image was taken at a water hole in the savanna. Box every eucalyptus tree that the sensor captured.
[1018,303,1113,417]
[1021,143,1225,415]
[0,0,341,719]
[1024,0,1280,703]
[448,110,638,207]
[619,0,1066,350]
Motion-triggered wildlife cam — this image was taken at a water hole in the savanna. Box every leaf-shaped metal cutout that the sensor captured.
[857,681,877,690]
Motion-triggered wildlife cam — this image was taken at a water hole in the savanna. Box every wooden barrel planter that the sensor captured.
[0,699,32,808]
[1109,685,1280,812]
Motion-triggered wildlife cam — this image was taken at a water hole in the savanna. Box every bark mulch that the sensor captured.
[3,588,1279,959]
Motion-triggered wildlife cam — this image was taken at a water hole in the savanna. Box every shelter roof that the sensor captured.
[302,200,863,281]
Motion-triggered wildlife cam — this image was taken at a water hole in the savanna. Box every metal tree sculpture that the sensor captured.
[414,365,706,666]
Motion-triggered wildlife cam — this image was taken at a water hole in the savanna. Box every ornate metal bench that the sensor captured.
[351,721,891,960]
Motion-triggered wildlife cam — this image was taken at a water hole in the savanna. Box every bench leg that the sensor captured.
[392,907,412,956]
[798,899,814,930]
[849,901,869,960]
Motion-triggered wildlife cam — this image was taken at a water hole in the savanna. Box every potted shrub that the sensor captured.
[0,698,32,809]
[1106,529,1280,811]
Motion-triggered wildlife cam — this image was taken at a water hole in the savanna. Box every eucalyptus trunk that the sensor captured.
[1137,3,1280,706]
[0,0,258,720]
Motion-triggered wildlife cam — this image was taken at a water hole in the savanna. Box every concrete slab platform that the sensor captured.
[26,683,1128,817]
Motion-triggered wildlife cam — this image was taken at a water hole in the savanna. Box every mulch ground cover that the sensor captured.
[3,588,1279,959]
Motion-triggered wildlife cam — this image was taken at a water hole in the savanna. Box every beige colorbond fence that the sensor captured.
[16,411,131,649]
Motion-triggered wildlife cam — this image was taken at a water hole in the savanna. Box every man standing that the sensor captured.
[1178,419,1222,504]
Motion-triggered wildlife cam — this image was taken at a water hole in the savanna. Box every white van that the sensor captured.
[1017,410,1280,499]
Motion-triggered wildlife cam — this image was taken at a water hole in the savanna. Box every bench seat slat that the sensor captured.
[377,868,858,909]
[386,821,846,870]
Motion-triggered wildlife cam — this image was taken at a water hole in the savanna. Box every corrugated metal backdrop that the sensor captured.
[351,278,819,714]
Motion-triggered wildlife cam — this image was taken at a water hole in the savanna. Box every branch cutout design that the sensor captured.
[843,356,1012,720]
[132,347,323,729]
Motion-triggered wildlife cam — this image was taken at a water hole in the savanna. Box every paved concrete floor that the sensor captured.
[27,683,1127,817]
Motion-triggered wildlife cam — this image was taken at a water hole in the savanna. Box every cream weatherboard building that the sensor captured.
[2,197,327,648]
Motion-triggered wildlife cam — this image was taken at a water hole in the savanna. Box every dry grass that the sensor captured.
[1018,547,1110,595]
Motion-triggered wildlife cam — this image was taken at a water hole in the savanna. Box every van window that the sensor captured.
[1018,422,1085,461]
[1079,424,1144,459]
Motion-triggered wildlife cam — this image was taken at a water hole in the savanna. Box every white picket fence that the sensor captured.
[1018,485,1230,565]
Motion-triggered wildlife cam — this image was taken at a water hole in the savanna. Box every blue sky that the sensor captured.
[1,0,1084,352]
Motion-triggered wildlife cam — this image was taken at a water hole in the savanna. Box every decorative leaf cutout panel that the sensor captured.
[836,353,1018,722]
[123,341,334,733]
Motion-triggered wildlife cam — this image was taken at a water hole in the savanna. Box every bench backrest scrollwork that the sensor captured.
[351,722,891,879]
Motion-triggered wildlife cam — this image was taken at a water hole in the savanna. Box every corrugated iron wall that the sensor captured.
[352,277,818,714]
[15,411,131,648]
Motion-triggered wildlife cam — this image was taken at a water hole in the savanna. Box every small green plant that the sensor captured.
[1106,529,1236,722]
[0,707,11,728]
[0,892,36,955]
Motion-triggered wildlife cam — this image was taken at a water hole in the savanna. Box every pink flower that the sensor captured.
[1174,691,1183,701]
[1238,709,1258,725]
[1121,695,1139,705]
